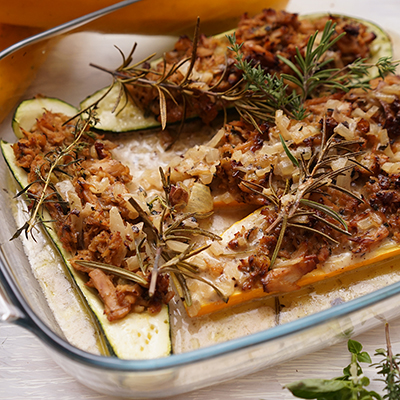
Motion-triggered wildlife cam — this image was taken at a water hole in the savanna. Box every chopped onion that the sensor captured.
[261,141,283,156]
[275,110,291,140]
[213,191,236,205]
[205,148,219,164]
[87,176,110,194]
[331,157,348,171]
[374,91,396,104]
[255,166,271,177]
[381,83,400,95]
[276,158,295,177]
[365,105,379,120]
[357,216,375,231]
[289,123,319,144]
[185,182,214,214]
[166,240,189,253]
[110,206,126,240]
[334,122,355,140]
[125,256,140,272]
[206,127,225,148]
[382,162,400,174]
[55,180,75,201]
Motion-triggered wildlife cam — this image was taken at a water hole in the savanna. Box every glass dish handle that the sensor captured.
[0,272,23,323]
[0,281,22,322]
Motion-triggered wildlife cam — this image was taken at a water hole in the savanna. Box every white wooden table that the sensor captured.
[1,318,399,400]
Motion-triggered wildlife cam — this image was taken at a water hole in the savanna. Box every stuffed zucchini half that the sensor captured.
[187,207,400,317]
[2,99,171,359]
[80,11,393,133]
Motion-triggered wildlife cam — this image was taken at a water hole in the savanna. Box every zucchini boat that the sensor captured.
[2,99,171,359]
[80,11,393,133]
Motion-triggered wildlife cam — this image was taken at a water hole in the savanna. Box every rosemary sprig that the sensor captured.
[75,260,149,286]
[85,19,397,131]
[127,168,225,306]
[228,22,398,122]
[227,33,308,122]
[278,21,398,99]
[248,123,365,268]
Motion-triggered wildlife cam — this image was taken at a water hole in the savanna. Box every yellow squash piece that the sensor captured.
[187,207,400,317]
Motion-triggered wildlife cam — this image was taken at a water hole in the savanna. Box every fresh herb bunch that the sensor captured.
[285,324,400,400]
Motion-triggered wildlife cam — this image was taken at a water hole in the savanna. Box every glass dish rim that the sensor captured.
[2,249,400,372]
[1,2,400,373]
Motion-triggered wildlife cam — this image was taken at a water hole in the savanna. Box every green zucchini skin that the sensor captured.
[12,97,79,139]
[1,140,172,359]
[79,13,393,134]
[80,84,160,133]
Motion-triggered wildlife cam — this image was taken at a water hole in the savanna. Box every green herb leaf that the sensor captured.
[279,133,299,167]
[348,339,363,355]
[300,199,348,231]
[358,351,372,364]
[285,379,350,398]
[75,260,149,286]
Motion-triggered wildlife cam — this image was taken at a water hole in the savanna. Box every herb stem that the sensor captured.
[25,117,89,237]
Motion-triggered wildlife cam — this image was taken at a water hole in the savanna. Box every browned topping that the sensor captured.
[126,9,376,125]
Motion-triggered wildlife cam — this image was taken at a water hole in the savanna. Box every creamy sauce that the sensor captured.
[9,112,400,355]
[7,111,400,356]
[111,120,400,353]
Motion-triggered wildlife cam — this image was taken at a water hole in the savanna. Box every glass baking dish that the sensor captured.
[1,0,400,397]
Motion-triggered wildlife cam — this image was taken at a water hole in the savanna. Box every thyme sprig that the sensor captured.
[374,325,400,399]
[286,324,400,399]
[12,115,93,240]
